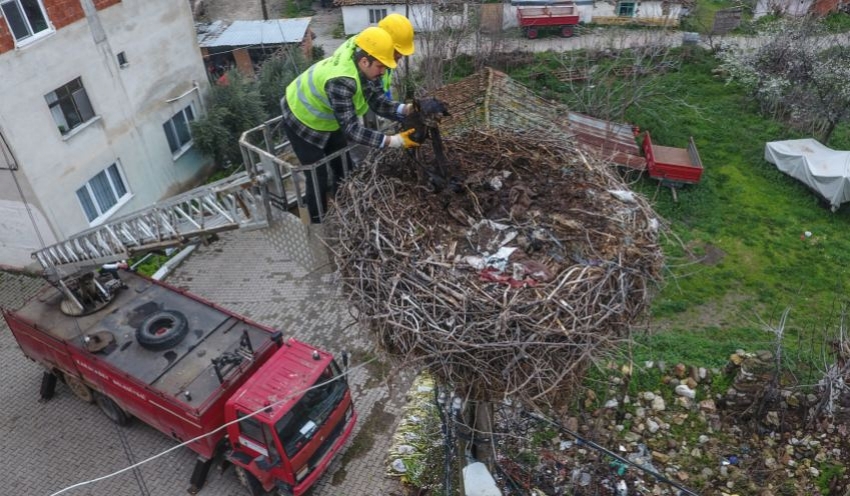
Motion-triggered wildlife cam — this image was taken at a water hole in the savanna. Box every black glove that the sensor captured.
[415,97,450,118]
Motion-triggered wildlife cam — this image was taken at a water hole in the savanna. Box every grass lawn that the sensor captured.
[447,46,850,368]
[620,50,850,365]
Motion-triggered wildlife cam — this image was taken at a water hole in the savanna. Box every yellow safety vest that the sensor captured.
[285,49,369,131]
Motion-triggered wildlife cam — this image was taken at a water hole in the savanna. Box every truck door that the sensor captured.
[235,411,286,485]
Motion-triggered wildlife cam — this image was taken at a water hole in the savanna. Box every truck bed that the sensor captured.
[13,273,276,411]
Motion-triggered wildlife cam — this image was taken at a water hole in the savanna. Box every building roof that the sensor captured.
[196,18,311,48]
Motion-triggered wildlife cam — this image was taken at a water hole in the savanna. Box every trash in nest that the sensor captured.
[480,266,537,288]
[608,189,638,203]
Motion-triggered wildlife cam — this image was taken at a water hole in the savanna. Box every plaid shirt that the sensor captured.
[282,70,403,149]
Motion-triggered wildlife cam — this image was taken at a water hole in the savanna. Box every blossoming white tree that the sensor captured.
[717,18,850,143]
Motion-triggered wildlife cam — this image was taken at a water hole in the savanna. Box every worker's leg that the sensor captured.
[325,130,353,195]
[282,122,330,223]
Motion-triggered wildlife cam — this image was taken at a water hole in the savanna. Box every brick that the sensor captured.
[0,20,13,54]
[43,0,84,30]
[94,0,122,10]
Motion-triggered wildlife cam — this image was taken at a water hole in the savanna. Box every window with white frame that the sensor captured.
[1,0,51,42]
[617,1,636,16]
[76,163,129,223]
[45,78,96,136]
[369,8,387,24]
[163,105,195,156]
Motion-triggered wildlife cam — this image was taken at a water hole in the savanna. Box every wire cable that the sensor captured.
[48,355,376,496]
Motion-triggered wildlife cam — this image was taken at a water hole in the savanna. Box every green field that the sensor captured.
[443,46,850,370]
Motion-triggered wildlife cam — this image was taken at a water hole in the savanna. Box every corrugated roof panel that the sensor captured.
[198,18,311,48]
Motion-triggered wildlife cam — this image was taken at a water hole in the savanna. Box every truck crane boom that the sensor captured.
[35,171,271,282]
[33,169,279,315]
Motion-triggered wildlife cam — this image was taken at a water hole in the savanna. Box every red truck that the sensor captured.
[516,4,580,39]
[3,270,356,496]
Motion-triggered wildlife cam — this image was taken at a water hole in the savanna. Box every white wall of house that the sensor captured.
[342,4,467,35]
[591,1,683,19]
[0,0,211,269]
[753,0,814,17]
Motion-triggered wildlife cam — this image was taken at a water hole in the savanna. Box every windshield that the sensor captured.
[275,362,346,457]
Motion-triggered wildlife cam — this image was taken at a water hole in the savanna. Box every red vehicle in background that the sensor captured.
[642,130,704,185]
[3,270,356,496]
[516,3,580,39]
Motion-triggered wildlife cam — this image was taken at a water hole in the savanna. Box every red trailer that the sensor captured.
[3,271,356,496]
[516,4,580,39]
[642,130,704,184]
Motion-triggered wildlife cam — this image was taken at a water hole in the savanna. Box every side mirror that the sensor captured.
[340,350,350,370]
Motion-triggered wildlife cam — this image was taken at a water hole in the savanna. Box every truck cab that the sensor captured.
[225,340,356,496]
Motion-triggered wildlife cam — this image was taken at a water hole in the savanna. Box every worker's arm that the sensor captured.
[327,77,416,149]
[363,77,410,121]
[327,76,386,147]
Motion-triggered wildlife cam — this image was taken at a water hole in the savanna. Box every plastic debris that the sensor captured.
[391,458,407,473]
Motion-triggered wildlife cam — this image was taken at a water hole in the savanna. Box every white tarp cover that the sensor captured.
[764,139,850,211]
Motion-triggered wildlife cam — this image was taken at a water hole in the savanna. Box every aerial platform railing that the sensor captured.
[33,171,272,282]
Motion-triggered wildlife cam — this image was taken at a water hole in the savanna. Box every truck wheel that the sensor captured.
[94,392,132,426]
[235,466,264,496]
[136,310,189,351]
[561,25,574,37]
[64,374,94,403]
[526,27,538,39]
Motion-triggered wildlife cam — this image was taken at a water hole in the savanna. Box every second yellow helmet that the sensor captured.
[378,13,415,56]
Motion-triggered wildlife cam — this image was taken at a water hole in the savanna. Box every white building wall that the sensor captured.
[342,4,437,35]
[638,1,683,17]
[590,1,683,19]
[0,0,211,269]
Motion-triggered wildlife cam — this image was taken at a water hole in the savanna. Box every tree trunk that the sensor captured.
[820,119,837,144]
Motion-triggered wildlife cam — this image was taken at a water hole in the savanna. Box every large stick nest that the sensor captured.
[328,74,664,408]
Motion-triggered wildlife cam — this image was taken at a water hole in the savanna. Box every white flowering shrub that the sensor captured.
[714,17,850,142]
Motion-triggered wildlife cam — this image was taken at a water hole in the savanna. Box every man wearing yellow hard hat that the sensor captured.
[281,26,419,223]
[334,14,415,99]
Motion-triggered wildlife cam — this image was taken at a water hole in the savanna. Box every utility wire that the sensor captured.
[49,355,376,496]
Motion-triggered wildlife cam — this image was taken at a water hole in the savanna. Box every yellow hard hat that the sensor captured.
[354,27,397,69]
[378,13,415,56]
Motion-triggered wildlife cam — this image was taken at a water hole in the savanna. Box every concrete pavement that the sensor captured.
[0,229,411,496]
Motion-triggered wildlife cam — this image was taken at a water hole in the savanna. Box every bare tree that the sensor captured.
[545,28,684,123]
[717,17,850,143]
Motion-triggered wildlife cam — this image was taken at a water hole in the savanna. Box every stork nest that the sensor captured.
[328,128,664,408]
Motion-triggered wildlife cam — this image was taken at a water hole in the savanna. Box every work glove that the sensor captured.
[415,97,450,118]
[387,128,421,149]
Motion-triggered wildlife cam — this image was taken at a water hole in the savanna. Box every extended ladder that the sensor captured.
[33,171,273,282]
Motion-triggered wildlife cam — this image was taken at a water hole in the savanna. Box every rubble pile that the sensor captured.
[490,353,850,495]
[329,87,664,408]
